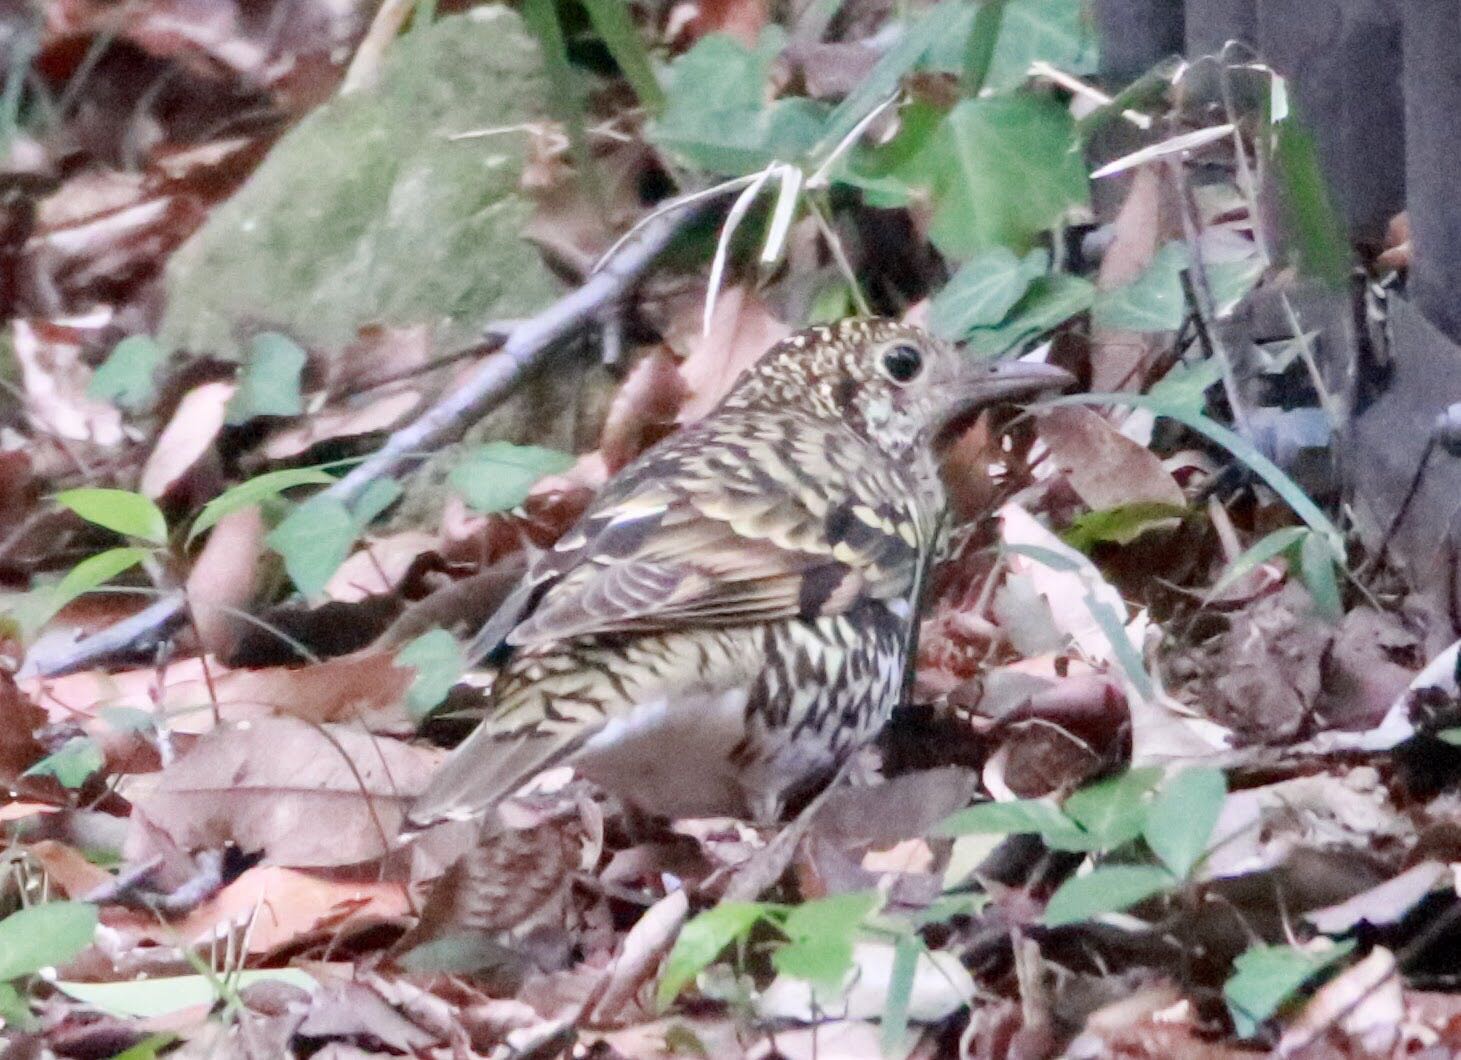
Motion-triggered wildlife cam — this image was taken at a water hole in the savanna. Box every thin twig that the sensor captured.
[25,196,712,679]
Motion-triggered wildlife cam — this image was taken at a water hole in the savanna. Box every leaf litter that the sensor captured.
[0,0,1457,1057]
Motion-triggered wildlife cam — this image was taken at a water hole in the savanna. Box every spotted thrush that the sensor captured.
[409,319,1069,828]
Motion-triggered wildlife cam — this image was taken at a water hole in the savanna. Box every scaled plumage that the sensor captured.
[409,319,1068,828]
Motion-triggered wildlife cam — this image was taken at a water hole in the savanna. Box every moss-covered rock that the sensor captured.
[161,6,560,360]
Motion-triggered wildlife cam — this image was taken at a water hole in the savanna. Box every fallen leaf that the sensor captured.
[139,381,235,499]
[185,504,264,657]
[600,346,687,474]
[324,531,440,603]
[1279,947,1402,1057]
[590,888,689,1026]
[27,651,414,735]
[670,286,789,424]
[11,317,125,447]
[1088,166,1181,392]
[1037,405,1185,511]
[262,389,421,461]
[126,717,441,867]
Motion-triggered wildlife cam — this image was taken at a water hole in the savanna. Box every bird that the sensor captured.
[408,319,1070,830]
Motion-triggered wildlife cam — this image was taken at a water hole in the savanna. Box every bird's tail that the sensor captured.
[406,722,588,831]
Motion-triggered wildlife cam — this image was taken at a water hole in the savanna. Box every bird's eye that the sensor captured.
[880,343,924,384]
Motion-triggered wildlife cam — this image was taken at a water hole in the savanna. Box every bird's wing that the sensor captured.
[501,428,923,648]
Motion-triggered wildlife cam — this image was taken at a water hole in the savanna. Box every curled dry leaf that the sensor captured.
[1089,165,1181,392]
[185,504,264,657]
[127,715,442,868]
[600,346,687,475]
[1037,405,1185,512]
[25,651,414,735]
[106,865,412,955]
[588,888,689,1026]
[1278,946,1403,1057]
[325,530,440,603]
[262,389,421,461]
[11,317,125,447]
[669,285,789,424]
[141,382,235,498]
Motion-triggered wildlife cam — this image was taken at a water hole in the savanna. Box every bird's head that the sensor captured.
[722,318,1073,456]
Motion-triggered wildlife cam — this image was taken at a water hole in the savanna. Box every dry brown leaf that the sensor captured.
[185,504,264,657]
[588,888,689,1026]
[27,651,413,735]
[401,820,578,950]
[0,671,62,802]
[108,865,411,955]
[599,346,686,474]
[127,716,441,867]
[670,286,789,424]
[325,531,439,603]
[26,839,114,897]
[1090,165,1181,392]
[1037,405,1185,511]
[687,0,768,45]
[140,381,233,498]
[296,979,439,1052]
[11,316,124,447]
[262,389,421,461]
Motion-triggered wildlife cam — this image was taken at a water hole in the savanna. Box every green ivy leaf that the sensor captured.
[816,1,967,152]
[352,477,402,530]
[1224,941,1354,1037]
[397,628,465,720]
[657,901,767,1010]
[926,92,1089,258]
[929,248,1047,340]
[1043,864,1175,926]
[1143,767,1226,878]
[928,0,1098,93]
[266,495,356,597]
[56,488,167,545]
[88,335,168,410]
[1145,357,1221,419]
[449,442,575,514]
[188,466,337,543]
[24,736,104,789]
[226,332,307,424]
[0,902,98,980]
[1272,104,1348,290]
[1093,242,1189,332]
[651,29,829,175]
[964,273,1095,356]
[0,981,30,1031]
[1062,768,1162,851]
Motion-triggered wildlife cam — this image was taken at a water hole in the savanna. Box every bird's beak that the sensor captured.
[931,360,1075,442]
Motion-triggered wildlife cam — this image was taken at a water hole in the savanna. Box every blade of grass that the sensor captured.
[523,0,598,195]
[581,0,665,112]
